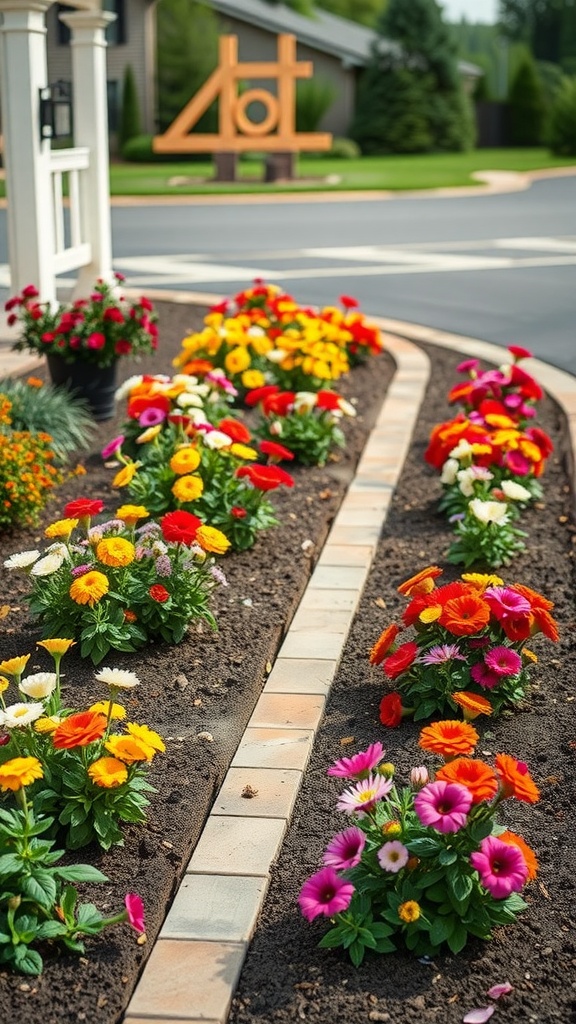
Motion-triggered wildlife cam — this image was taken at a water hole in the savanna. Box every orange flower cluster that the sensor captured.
[0,399,62,529]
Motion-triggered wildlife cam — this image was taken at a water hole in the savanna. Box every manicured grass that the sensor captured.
[106,149,576,196]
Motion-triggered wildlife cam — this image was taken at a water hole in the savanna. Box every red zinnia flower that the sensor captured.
[244,385,280,408]
[379,692,404,727]
[383,641,418,680]
[218,418,252,444]
[231,506,247,518]
[315,391,343,412]
[149,584,170,603]
[236,464,294,491]
[508,345,532,361]
[64,498,105,519]
[340,295,359,309]
[259,440,295,462]
[160,510,202,545]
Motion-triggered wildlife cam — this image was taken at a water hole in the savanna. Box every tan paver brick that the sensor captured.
[316,544,374,567]
[264,657,337,693]
[289,605,352,631]
[277,629,347,661]
[249,692,325,730]
[160,874,268,942]
[212,767,302,817]
[295,586,360,609]
[187,814,286,876]
[328,524,381,545]
[126,939,245,1021]
[231,727,314,770]
[308,564,367,588]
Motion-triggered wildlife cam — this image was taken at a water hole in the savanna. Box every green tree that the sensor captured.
[548,74,576,153]
[315,0,387,27]
[119,65,141,152]
[508,53,546,143]
[499,0,576,72]
[351,0,475,154]
[156,0,219,133]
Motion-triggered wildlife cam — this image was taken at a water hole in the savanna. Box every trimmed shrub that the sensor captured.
[548,76,576,155]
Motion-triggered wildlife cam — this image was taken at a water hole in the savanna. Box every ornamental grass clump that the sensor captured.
[8,276,158,368]
[299,731,539,964]
[4,500,229,663]
[246,385,356,466]
[0,648,163,850]
[174,283,383,393]
[372,566,558,725]
[0,376,94,464]
[0,395,63,531]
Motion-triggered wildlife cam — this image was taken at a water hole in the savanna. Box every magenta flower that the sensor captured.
[414,781,472,834]
[322,826,366,870]
[101,434,125,460]
[504,450,531,475]
[139,407,167,427]
[298,867,355,921]
[420,643,466,666]
[470,662,502,690]
[470,835,528,899]
[71,563,93,578]
[125,893,145,934]
[484,646,522,677]
[328,741,385,779]
[87,331,106,350]
[483,586,531,620]
[377,840,409,873]
[457,358,479,375]
[336,774,393,817]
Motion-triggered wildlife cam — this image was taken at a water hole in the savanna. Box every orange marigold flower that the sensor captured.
[398,566,443,597]
[435,757,499,804]
[452,691,493,721]
[418,720,479,758]
[495,753,540,803]
[105,734,156,763]
[88,756,128,789]
[369,623,400,666]
[96,537,135,567]
[195,524,231,555]
[0,756,43,791]
[53,711,107,749]
[499,830,539,880]
[69,570,109,606]
[439,593,491,636]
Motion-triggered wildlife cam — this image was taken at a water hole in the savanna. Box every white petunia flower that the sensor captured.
[203,430,233,450]
[449,439,474,460]
[19,673,58,699]
[4,550,41,570]
[176,392,204,408]
[501,479,532,502]
[293,392,317,414]
[468,499,510,525]
[440,458,459,485]
[95,667,141,690]
[3,702,45,728]
[30,553,65,576]
[457,468,476,498]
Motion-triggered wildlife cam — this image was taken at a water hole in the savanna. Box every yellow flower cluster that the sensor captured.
[0,413,63,530]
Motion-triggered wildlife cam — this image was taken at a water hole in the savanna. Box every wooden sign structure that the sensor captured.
[153,33,332,180]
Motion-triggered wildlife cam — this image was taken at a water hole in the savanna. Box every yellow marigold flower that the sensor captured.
[126,722,166,753]
[96,537,135,567]
[69,570,109,606]
[382,821,402,836]
[195,524,231,555]
[398,900,421,924]
[0,756,43,791]
[0,655,30,678]
[522,648,538,664]
[116,505,150,527]
[230,443,258,461]
[461,572,504,592]
[44,518,79,539]
[419,605,442,624]
[37,638,76,656]
[89,700,126,720]
[34,716,62,734]
[0,676,9,694]
[241,369,266,389]
[225,346,251,375]
[136,425,162,444]
[88,756,129,789]
[170,447,201,475]
[105,734,156,763]
[113,461,140,488]
[172,475,204,503]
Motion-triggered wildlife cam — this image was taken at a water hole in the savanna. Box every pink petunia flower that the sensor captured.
[327,741,385,780]
[337,774,393,817]
[139,407,167,427]
[457,358,480,375]
[125,893,145,934]
[484,646,522,677]
[377,840,409,873]
[322,826,366,870]
[471,662,502,690]
[470,835,528,899]
[483,586,531,620]
[420,643,466,666]
[504,450,531,475]
[101,435,125,460]
[298,867,355,921]
[414,780,472,834]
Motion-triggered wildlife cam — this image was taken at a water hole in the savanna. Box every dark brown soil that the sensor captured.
[1,304,574,1024]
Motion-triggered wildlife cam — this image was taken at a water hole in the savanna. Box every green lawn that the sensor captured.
[107,149,576,197]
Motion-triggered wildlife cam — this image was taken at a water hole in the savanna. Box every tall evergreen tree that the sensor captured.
[499,0,576,72]
[508,53,546,143]
[119,65,141,152]
[156,0,219,133]
[351,0,475,154]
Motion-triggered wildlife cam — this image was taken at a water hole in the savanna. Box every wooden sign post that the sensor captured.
[153,33,332,180]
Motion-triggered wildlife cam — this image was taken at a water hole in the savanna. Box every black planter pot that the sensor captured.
[46,354,117,422]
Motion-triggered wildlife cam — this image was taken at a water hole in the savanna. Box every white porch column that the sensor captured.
[59,8,115,295]
[0,0,56,302]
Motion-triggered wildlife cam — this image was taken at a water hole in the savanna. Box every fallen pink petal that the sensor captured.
[463,1008,495,1024]
[487,982,514,999]
[125,893,145,934]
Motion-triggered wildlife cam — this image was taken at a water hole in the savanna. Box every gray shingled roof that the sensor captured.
[209,0,482,75]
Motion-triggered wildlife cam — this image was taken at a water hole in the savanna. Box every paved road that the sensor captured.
[2,175,576,372]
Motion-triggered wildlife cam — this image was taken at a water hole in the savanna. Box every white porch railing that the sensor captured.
[49,146,92,275]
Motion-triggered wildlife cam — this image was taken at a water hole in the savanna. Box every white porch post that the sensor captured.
[0,0,56,302]
[59,8,115,295]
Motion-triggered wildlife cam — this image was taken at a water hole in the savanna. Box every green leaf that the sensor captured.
[429,915,455,946]
[318,926,347,950]
[447,921,468,954]
[13,946,43,976]
[348,939,365,967]
[21,872,57,910]
[0,853,23,876]
[449,872,474,904]
[56,864,108,884]
[438,849,457,867]
[35,920,69,940]
[405,837,442,858]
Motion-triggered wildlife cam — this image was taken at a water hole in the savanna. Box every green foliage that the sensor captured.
[548,75,576,154]
[327,137,361,158]
[315,0,386,27]
[156,0,219,134]
[0,378,94,463]
[351,0,475,154]
[119,65,141,153]
[499,0,576,73]
[508,54,546,145]
[296,78,336,132]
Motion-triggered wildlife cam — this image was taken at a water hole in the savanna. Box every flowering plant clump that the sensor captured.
[0,395,63,531]
[372,566,558,724]
[0,648,163,850]
[246,385,356,467]
[8,276,159,369]
[4,502,228,663]
[173,283,383,393]
[0,375,94,464]
[299,733,539,964]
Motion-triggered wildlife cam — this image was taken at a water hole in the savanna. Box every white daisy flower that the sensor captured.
[468,499,509,525]
[501,479,532,502]
[19,673,58,699]
[440,458,459,485]
[95,667,141,690]
[3,702,45,728]
[30,553,65,576]
[4,550,41,570]
[176,392,204,408]
[203,430,233,450]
